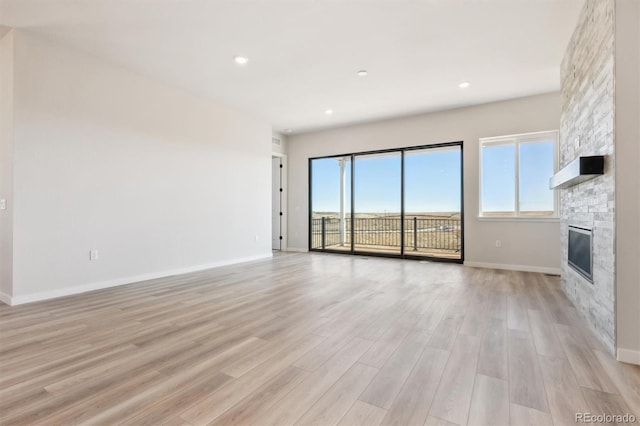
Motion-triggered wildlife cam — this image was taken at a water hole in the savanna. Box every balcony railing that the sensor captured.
[311,217,461,253]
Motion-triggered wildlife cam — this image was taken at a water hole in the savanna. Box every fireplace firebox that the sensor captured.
[568,226,593,283]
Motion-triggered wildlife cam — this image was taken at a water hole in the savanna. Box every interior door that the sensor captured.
[272,157,281,250]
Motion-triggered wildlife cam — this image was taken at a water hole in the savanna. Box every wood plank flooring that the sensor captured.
[1,252,639,426]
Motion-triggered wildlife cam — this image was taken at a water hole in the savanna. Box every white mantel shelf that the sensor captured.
[550,155,605,189]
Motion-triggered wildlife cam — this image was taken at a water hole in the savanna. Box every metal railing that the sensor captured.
[311,217,461,252]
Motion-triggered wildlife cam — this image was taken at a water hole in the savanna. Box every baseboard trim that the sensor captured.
[7,253,273,306]
[463,261,561,275]
[0,291,11,306]
[286,247,309,253]
[617,348,640,365]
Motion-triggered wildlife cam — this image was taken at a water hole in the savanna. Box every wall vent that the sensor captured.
[272,137,281,146]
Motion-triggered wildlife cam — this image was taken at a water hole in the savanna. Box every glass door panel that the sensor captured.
[310,157,351,251]
[404,146,462,259]
[353,152,402,255]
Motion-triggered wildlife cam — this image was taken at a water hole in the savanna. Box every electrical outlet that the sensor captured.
[0,199,6,210]
[89,250,99,261]
[495,240,502,248]
[254,235,259,241]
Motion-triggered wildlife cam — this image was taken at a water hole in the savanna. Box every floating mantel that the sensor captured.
[549,155,605,189]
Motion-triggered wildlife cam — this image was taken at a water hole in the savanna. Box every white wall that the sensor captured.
[0,26,10,39]
[8,31,273,303]
[288,93,561,272]
[0,30,14,301]
[614,0,640,363]
[271,132,288,156]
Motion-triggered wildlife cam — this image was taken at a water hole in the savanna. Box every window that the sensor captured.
[479,131,558,218]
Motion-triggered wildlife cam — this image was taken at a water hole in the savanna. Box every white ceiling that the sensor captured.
[0,0,584,134]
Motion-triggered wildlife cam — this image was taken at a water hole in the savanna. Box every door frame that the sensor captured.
[308,141,464,263]
[272,153,287,251]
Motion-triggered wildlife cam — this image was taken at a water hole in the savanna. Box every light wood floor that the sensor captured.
[324,244,461,260]
[1,252,639,426]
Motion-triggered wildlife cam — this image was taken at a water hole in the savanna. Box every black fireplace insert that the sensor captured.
[568,226,593,282]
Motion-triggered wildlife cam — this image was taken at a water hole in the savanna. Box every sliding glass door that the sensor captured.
[353,152,402,255]
[310,156,351,251]
[309,142,463,262]
[404,146,462,259]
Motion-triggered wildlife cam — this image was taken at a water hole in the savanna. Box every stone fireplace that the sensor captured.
[559,0,615,353]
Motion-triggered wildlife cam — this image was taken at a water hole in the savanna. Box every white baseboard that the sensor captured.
[463,261,561,275]
[286,247,309,253]
[6,252,273,306]
[0,291,11,306]
[617,348,640,365]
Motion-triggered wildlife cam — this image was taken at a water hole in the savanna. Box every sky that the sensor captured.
[311,148,462,213]
[311,141,555,214]
[481,140,555,212]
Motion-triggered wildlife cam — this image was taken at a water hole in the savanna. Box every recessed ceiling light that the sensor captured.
[284,128,293,133]
[234,56,249,65]
[458,81,470,88]
[357,70,368,77]
[325,109,334,115]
